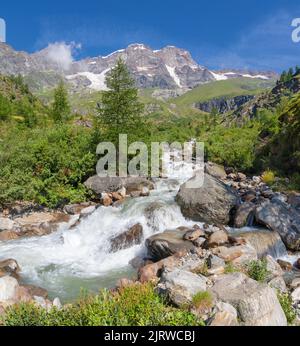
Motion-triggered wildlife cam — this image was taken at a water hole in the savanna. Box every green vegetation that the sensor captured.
[261,170,276,185]
[96,58,145,144]
[277,291,297,325]
[0,64,298,208]
[279,66,300,84]
[0,75,46,124]
[51,81,71,122]
[224,262,240,274]
[0,124,95,208]
[255,89,300,189]
[247,259,269,282]
[201,122,260,171]
[172,78,273,110]
[1,283,204,326]
[192,291,213,312]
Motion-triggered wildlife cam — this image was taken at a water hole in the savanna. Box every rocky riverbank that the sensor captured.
[0,163,300,326]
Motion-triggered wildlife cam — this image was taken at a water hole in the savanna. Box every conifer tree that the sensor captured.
[0,94,12,121]
[97,58,144,144]
[51,81,71,122]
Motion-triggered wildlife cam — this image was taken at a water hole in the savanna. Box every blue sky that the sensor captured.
[1,0,300,71]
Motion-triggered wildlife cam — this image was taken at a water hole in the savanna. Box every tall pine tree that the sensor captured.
[96,58,144,144]
[51,81,71,122]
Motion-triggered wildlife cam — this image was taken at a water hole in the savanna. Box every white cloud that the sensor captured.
[43,41,81,70]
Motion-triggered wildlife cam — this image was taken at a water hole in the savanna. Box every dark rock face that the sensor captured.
[255,199,300,251]
[145,229,196,261]
[232,75,300,124]
[109,224,143,253]
[176,173,239,225]
[234,202,256,228]
[195,95,255,114]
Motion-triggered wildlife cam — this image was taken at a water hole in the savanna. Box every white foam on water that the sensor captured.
[0,149,199,300]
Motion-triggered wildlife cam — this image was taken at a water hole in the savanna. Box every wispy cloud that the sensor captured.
[200,10,300,71]
[41,41,81,70]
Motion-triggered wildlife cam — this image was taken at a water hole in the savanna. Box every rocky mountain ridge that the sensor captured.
[0,42,277,92]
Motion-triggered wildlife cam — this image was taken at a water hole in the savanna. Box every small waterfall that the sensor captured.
[246,212,255,228]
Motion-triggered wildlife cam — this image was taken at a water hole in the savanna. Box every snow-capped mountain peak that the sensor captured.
[0,42,277,92]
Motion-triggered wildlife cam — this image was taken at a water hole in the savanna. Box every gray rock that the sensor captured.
[80,205,96,217]
[53,297,62,310]
[231,230,287,259]
[176,173,239,225]
[158,269,207,307]
[146,229,196,261]
[208,302,238,326]
[0,217,15,231]
[292,287,300,303]
[207,255,226,275]
[0,259,20,280]
[234,202,256,228]
[265,255,284,280]
[291,278,300,289]
[207,230,228,248]
[204,162,227,180]
[255,199,300,251]
[110,224,143,253]
[268,277,287,293]
[193,237,206,248]
[0,276,19,302]
[183,227,205,241]
[211,273,287,326]
[84,176,154,195]
[212,244,257,264]
[195,95,255,115]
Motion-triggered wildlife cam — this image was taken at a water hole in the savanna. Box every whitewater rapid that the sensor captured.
[0,154,200,301]
[0,152,295,301]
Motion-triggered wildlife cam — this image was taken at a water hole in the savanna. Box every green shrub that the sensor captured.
[2,283,204,326]
[202,123,260,171]
[277,291,297,325]
[192,291,213,311]
[261,170,276,185]
[247,259,269,282]
[224,262,239,274]
[0,124,96,208]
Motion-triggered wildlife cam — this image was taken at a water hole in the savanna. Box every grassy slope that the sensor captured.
[172,78,275,111]
[36,78,276,121]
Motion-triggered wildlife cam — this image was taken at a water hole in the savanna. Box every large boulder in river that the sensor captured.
[255,199,300,251]
[176,173,239,225]
[211,273,287,326]
[84,176,154,195]
[110,224,143,252]
[145,228,196,261]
